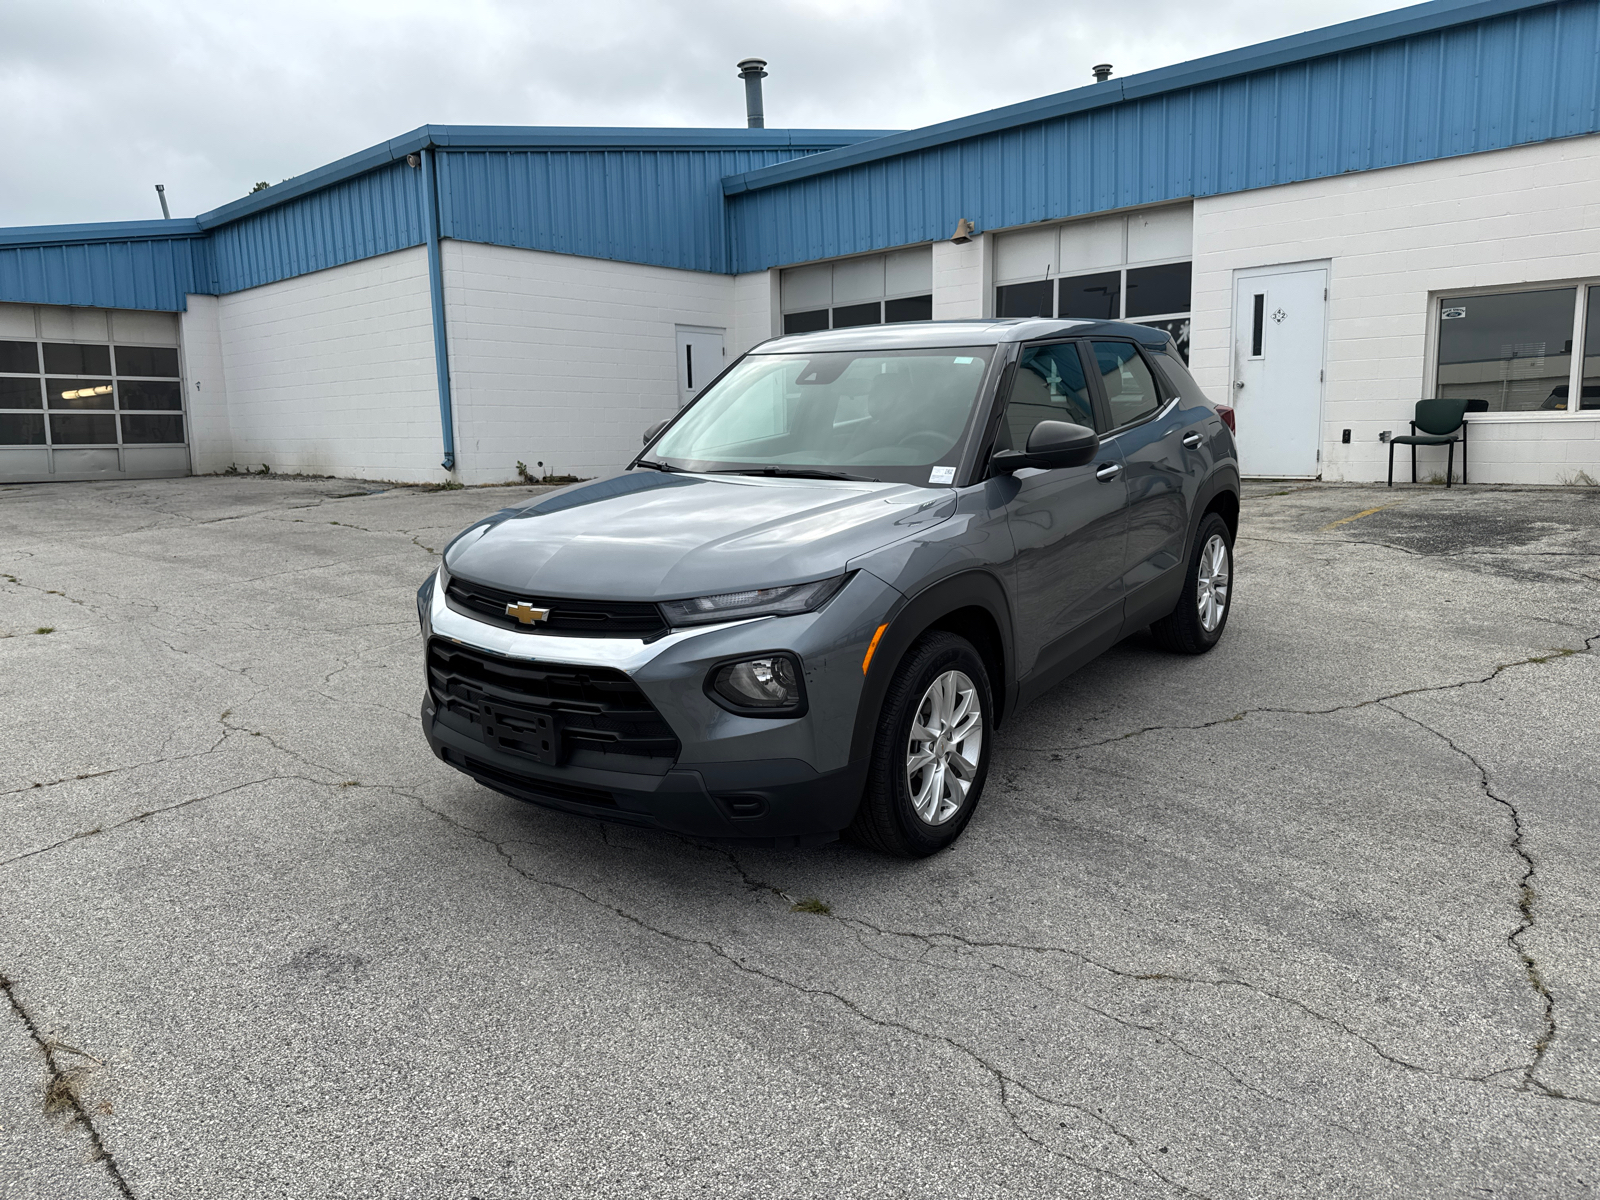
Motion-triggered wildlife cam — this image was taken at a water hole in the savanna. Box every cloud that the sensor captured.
[0,0,1395,227]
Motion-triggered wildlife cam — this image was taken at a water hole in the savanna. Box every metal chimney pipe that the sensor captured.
[1092,63,1113,82]
[155,183,170,219]
[737,58,768,128]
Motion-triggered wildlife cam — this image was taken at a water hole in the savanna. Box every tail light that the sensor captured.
[1216,404,1236,433]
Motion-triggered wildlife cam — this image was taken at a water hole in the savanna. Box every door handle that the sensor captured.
[1094,462,1122,482]
[1181,432,1203,449]
[1234,380,1245,389]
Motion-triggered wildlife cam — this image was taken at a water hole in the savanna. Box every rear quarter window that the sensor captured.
[1149,349,1213,407]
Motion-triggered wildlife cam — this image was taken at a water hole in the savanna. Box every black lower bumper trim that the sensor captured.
[424,698,864,842]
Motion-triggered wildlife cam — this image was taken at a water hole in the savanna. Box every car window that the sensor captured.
[996,343,1097,453]
[1148,348,1211,406]
[648,348,993,484]
[1091,340,1163,429]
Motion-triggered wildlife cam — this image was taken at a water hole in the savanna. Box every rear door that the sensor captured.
[997,341,1129,681]
[1087,338,1190,607]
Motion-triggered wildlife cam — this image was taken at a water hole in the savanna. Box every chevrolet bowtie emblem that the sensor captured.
[505,601,551,625]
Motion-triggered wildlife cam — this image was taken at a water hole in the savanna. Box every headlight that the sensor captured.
[707,653,807,716]
[659,574,849,627]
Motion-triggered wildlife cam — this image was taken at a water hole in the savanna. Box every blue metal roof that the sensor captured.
[724,0,1600,270]
[1,0,1597,308]
[0,127,889,310]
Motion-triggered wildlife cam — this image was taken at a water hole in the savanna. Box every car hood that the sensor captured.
[443,470,953,601]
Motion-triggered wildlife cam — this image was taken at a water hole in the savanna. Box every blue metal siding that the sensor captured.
[210,159,428,294]
[0,234,213,312]
[726,0,1600,271]
[434,146,855,273]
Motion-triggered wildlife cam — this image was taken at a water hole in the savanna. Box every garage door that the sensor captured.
[0,304,188,483]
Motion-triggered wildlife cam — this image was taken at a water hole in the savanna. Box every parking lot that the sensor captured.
[2,474,1597,1199]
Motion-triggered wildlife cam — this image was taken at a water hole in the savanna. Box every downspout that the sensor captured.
[420,146,456,472]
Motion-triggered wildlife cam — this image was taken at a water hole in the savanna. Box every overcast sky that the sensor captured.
[2,0,1400,228]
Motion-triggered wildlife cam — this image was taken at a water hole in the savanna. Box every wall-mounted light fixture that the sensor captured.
[406,153,421,168]
[951,217,977,244]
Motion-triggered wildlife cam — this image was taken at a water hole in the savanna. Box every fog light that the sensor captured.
[709,655,805,715]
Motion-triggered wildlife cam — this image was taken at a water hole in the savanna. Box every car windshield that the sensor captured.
[647,348,995,485]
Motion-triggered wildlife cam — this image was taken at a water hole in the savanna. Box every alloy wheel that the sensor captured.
[905,669,983,825]
[1197,533,1231,633]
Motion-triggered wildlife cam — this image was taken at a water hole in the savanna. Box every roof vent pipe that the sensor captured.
[737,58,768,128]
[1092,63,1113,82]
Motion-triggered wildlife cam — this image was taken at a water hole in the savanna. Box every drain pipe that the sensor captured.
[419,146,457,473]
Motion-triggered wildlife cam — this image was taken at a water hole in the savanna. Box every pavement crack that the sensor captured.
[1377,700,1561,1097]
[0,774,313,871]
[411,795,1207,1198]
[1017,636,1598,757]
[0,974,135,1198]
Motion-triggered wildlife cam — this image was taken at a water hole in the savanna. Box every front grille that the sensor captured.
[427,639,680,770]
[446,575,667,640]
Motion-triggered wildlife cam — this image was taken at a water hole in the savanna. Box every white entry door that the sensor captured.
[1231,265,1327,477]
[675,325,726,408]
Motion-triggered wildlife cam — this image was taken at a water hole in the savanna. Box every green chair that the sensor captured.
[1388,398,1470,488]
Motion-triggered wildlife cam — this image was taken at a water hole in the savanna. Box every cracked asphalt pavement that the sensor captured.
[2,476,1598,1199]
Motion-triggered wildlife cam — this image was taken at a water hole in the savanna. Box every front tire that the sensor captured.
[849,631,993,858]
[1150,511,1234,654]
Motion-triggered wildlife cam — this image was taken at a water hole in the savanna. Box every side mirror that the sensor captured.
[991,420,1099,474]
[642,418,670,445]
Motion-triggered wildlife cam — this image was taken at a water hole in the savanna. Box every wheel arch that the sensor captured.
[847,570,1016,766]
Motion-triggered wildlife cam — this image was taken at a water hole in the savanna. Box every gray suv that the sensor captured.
[419,319,1239,856]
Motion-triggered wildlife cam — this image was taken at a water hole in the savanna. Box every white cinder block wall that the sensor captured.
[1191,135,1600,484]
[213,246,443,483]
[442,241,759,485]
[932,237,986,319]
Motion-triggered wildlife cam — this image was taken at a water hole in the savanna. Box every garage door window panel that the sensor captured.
[120,380,182,410]
[0,377,42,409]
[48,378,115,409]
[0,341,39,374]
[43,343,111,375]
[1058,272,1120,320]
[122,413,184,443]
[51,413,116,444]
[114,345,179,377]
[0,414,46,445]
[995,281,1053,318]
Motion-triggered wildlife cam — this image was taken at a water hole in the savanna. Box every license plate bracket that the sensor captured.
[477,701,561,765]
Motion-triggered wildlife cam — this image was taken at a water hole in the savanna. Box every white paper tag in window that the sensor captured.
[1441,307,1467,319]
[928,466,956,484]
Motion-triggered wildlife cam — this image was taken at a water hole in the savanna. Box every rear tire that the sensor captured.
[1150,511,1234,655]
[849,631,993,858]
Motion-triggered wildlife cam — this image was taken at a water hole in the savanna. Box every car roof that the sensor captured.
[752,318,1175,355]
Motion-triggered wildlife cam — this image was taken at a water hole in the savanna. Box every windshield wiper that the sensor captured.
[724,467,877,482]
[634,459,686,473]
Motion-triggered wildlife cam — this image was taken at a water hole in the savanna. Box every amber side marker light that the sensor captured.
[862,624,888,674]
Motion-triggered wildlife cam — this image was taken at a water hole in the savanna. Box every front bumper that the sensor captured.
[418,567,898,841]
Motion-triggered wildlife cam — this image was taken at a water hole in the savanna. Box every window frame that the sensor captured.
[1424,277,1597,417]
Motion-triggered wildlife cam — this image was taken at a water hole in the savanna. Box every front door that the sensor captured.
[1231,265,1327,477]
[997,341,1129,681]
[675,326,726,408]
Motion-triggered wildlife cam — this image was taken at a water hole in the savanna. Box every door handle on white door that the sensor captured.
[1181,432,1203,448]
[1094,463,1122,482]
[1234,380,1245,389]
